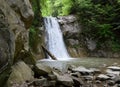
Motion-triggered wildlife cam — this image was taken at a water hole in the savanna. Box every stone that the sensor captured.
[34,63,52,76]
[57,15,77,24]
[72,66,93,75]
[48,74,57,80]
[71,76,84,85]
[86,38,96,51]
[95,80,101,84]
[7,61,34,87]
[107,80,115,86]
[53,71,73,86]
[67,39,79,46]
[33,78,47,86]
[114,76,120,84]
[83,76,94,81]
[89,68,101,74]
[68,65,76,71]
[96,74,110,81]
[49,80,56,87]
[70,72,81,77]
[106,69,120,76]
[108,66,120,71]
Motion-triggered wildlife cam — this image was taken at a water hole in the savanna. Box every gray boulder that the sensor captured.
[72,66,93,75]
[7,61,34,87]
[108,66,120,71]
[96,74,110,81]
[53,71,74,86]
[34,63,52,75]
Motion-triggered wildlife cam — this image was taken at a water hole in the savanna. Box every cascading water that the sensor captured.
[44,17,70,60]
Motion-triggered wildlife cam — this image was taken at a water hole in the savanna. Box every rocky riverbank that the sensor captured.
[9,60,120,87]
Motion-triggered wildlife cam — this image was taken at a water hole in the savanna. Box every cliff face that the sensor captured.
[5,0,34,61]
[0,0,34,85]
[58,15,120,58]
[0,0,34,67]
[58,15,87,58]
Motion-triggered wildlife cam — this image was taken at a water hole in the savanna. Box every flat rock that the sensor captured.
[96,74,110,81]
[106,69,120,76]
[89,68,101,74]
[72,66,93,75]
[108,66,120,71]
[34,63,52,75]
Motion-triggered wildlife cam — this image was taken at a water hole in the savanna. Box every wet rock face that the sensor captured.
[57,15,87,57]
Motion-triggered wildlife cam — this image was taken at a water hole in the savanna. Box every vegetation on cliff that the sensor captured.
[72,0,120,51]
[30,0,120,52]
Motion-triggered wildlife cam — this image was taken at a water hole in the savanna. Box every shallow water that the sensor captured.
[37,58,120,73]
[39,57,120,68]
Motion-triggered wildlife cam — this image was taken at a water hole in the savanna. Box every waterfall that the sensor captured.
[44,17,70,59]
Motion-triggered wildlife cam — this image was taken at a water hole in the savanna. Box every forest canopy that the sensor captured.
[40,0,73,16]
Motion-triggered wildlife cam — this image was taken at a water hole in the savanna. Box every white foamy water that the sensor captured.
[44,17,70,59]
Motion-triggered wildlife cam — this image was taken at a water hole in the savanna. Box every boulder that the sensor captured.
[89,68,101,74]
[107,80,115,86]
[108,66,120,71]
[72,66,93,75]
[106,69,120,76]
[96,74,110,81]
[33,78,56,87]
[71,76,84,86]
[7,61,34,87]
[114,76,120,84]
[34,63,52,76]
[57,75,73,86]
[48,74,57,80]
[53,71,73,86]
[33,78,47,86]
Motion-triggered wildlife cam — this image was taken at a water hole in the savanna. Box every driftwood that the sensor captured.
[41,45,57,60]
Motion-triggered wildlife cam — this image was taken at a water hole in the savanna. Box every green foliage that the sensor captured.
[41,0,73,16]
[72,0,120,51]
[29,26,40,52]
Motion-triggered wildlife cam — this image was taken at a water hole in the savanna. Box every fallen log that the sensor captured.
[41,45,57,60]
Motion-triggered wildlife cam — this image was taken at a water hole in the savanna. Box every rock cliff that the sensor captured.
[58,15,120,58]
[58,15,87,58]
[0,0,34,86]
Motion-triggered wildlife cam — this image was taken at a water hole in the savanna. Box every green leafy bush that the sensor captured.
[72,0,120,51]
[41,0,73,16]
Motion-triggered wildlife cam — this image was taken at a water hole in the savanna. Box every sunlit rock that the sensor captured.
[7,61,34,87]
[34,63,52,75]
